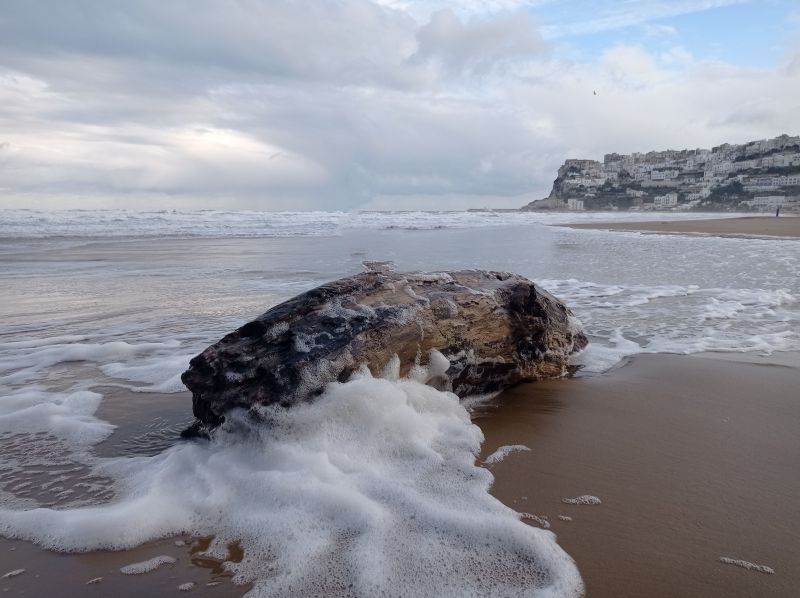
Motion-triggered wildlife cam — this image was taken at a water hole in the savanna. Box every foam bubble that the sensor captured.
[521,513,551,529]
[1,568,25,579]
[120,555,177,575]
[541,276,800,373]
[719,557,774,574]
[562,495,601,505]
[485,445,532,464]
[178,582,196,591]
[0,388,114,448]
[0,375,583,597]
[0,339,182,386]
[558,515,572,522]
[99,353,193,394]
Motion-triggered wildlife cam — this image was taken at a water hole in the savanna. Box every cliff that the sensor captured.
[522,134,800,212]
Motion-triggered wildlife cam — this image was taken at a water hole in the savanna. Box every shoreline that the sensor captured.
[563,215,800,239]
[2,352,798,596]
[479,353,800,597]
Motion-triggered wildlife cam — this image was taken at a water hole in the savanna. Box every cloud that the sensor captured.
[642,23,679,37]
[412,9,546,76]
[541,0,751,38]
[0,0,798,210]
[376,0,548,20]
[660,46,694,66]
[601,45,664,88]
[0,0,419,87]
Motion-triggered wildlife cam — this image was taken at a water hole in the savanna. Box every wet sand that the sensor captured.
[479,354,800,597]
[0,536,249,597]
[0,384,249,597]
[566,216,800,239]
[3,354,798,596]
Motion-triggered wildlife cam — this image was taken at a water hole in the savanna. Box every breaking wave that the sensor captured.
[0,209,745,240]
[0,372,583,597]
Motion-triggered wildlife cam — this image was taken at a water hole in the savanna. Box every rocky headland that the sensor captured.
[522,133,800,213]
[181,266,587,432]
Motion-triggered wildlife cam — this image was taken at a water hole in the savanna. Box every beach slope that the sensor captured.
[566,216,800,239]
[479,354,800,597]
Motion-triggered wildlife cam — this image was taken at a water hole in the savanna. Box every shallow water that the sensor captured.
[0,211,798,596]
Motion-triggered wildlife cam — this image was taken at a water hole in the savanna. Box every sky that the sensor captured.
[0,0,798,211]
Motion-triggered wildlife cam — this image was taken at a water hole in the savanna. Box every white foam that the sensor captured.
[99,352,193,394]
[484,445,531,464]
[545,277,800,373]
[1,568,25,579]
[0,339,182,385]
[178,582,196,591]
[570,329,642,374]
[562,495,601,505]
[0,209,742,240]
[0,388,114,448]
[85,577,103,584]
[521,513,551,529]
[0,375,583,597]
[719,557,774,574]
[557,515,572,522]
[407,349,452,386]
[120,555,176,575]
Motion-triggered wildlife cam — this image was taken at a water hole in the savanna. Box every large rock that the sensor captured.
[181,267,587,430]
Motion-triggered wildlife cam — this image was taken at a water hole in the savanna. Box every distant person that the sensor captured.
[776,207,780,217]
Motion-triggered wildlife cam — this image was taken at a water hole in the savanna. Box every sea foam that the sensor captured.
[0,374,583,597]
[719,557,775,575]
[485,444,531,464]
[120,555,176,575]
[0,209,742,240]
[0,339,182,386]
[562,495,601,505]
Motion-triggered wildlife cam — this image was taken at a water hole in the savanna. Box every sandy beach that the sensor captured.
[566,215,800,239]
[479,354,800,598]
[2,222,798,596]
[3,354,798,596]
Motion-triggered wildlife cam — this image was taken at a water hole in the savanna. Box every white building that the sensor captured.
[744,196,786,210]
[567,198,585,210]
[651,169,679,181]
[687,188,711,201]
[653,192,678,208]
[731,159,759,171]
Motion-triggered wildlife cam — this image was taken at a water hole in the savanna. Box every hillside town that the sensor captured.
[523,134,800,212]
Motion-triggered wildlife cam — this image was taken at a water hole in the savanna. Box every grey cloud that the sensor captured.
[713,105,775,127]
[0,0,418,87]
[0,1,562,208]
[0,1,797,210]
[412,9,546,75]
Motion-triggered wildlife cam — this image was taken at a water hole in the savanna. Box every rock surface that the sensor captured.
[181,267,587,430]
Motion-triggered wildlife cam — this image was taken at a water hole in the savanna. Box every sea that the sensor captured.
[1,209,798,596]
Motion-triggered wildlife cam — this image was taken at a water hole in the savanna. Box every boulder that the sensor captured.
[181,267,587,431]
